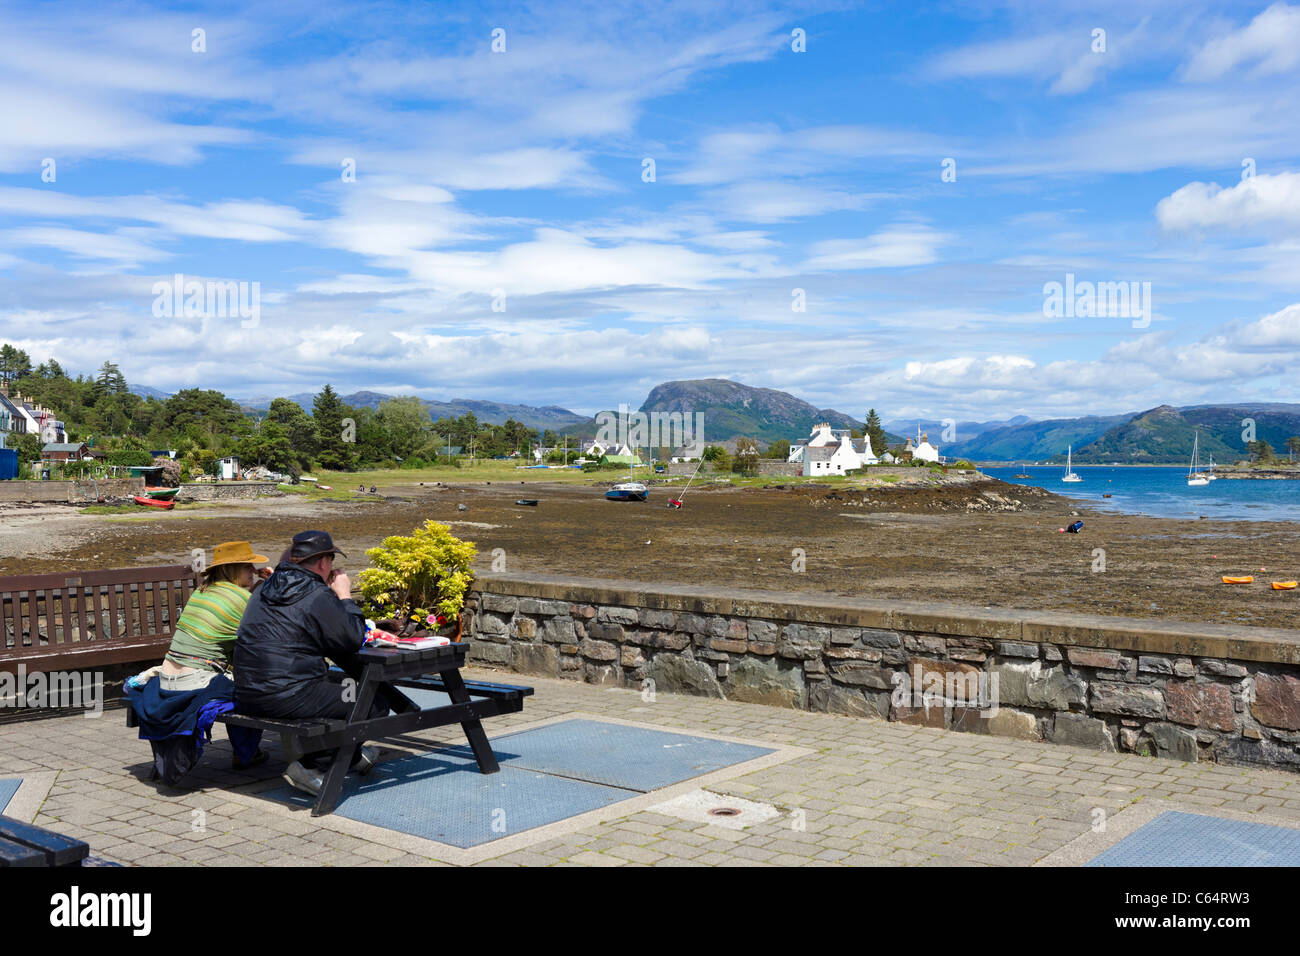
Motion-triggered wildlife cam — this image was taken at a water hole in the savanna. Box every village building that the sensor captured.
[903,429,942,463]
[42,442,90,462]
[0,383,66,446]
[670,440,706,463]
[787,422,878,474]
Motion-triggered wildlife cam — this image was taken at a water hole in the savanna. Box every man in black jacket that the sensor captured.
[234,530,388,795]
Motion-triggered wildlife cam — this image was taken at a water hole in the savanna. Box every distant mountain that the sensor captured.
[241,391,588,432]
[129,385,171,400]
[1075,404,1300,464]
[636,379,861,444]
[884,415,1034,445]
[945,414,1128,461]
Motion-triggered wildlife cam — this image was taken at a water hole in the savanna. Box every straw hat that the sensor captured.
[208,541,269,570]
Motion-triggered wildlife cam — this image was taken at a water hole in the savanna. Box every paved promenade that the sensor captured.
[4,669,1300,866]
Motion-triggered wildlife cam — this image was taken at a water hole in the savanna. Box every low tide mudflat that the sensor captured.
[2,476,1297,629]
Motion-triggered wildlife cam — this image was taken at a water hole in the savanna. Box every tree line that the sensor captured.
[0,345,553,479]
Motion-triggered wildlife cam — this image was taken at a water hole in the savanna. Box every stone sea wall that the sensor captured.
[179,481,281,500]
[0,478,144,502]
[463,573,1300,772]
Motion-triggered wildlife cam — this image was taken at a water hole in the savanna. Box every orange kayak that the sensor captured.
[1272,581,1298,590]
[1221,575,1254,584]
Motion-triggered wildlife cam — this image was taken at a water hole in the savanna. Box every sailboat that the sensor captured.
[1061,446,1082,483]
[605,441,648,501]
[1188,431,1210,486]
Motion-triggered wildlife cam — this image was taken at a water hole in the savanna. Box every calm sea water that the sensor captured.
[982,465,1300,523]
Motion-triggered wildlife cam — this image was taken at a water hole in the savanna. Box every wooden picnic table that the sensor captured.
[219,641,533,816]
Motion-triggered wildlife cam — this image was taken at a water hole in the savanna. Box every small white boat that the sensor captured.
[1061,446,1082,483]
[606,481,648,501]
[1188,431,1210,486]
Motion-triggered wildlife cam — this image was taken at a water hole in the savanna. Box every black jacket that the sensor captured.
[233,562,367,712]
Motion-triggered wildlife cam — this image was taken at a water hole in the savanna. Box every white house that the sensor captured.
[219,456,240,480]
[671,440,706,463]
[904,429,942,463]
[788,422,878,474]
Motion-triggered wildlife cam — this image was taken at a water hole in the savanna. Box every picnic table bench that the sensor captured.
[0,815,90,867]
[128,641,532,816]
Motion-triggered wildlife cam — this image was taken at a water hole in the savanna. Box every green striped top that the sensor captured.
[165,581,251,671]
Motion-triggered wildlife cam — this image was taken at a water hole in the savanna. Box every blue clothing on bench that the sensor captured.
[126,674,262,771]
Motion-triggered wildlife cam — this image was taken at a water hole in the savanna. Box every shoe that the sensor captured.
[353,745,380,776]
[282,760,324,797]
[232,749,269,771]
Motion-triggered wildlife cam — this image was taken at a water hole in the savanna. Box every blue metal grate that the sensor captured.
[260,718,773,848]
[0,779,19,813]
[488,718,773,791]
[1087,811,1300,867]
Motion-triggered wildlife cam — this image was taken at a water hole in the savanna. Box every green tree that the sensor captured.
[766,439,791,460]
[266,398,318,469]
[1248,440,1274,463]
[12,432,42,464]
[865,409,887,460]
[94,361,128,396]
[377,397,432,458]
[153,389,245,451]
[0,344,32,384]
[1287,436,1300,464]
[237,419,296,472]
[313,384,356,470]
[732,436,759,475]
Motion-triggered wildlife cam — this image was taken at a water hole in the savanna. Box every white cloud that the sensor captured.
[1156,172,1300,233]
[1182,2,1300,81]
[802,227,949,271]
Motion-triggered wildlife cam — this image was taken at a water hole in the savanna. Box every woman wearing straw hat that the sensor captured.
[160,541,271,692]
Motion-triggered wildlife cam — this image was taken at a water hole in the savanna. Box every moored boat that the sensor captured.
[605,482,648,501]
[144,486,179,499]
[133,495,175,510]
[1061,446,1082,483]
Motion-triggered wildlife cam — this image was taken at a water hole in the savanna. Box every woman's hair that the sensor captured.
[201,563,251,591]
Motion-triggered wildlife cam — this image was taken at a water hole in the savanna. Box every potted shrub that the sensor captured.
[356,519,477,640]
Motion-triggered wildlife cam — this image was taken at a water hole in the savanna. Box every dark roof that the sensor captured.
[42,442,86,453]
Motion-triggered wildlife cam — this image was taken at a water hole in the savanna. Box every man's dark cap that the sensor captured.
[289,530,346,562]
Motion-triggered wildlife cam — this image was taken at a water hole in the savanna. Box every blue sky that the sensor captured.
[1,0,1298,421]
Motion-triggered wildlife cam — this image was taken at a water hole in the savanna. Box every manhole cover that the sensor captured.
[649,789,782,830]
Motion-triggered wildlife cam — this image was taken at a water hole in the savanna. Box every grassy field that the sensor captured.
[316,461,616,488]
[313,460,963,490]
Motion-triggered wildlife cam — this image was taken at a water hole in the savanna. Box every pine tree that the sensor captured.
[865,409,887,459]
[313,384,356,471]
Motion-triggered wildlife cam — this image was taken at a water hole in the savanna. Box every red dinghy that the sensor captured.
[132,495,175,510]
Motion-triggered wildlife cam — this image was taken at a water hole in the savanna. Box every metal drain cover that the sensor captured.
[648,789,781,830]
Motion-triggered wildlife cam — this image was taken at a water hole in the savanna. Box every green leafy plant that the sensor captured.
[357,519,477,624]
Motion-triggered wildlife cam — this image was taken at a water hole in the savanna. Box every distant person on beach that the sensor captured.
[233,530,388,796]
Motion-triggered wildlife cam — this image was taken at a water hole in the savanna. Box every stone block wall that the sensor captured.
[463,573,1300,772]
[179,481,281,500]
[0,478,143,502]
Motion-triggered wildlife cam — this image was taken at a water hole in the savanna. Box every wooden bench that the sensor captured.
[0,565,197,674]
[0,815,90,867]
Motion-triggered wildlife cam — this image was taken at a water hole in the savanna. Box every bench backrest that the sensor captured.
[0,565,198,673]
